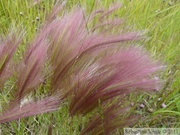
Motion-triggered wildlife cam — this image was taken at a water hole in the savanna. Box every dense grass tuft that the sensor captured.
[0,0,179,134]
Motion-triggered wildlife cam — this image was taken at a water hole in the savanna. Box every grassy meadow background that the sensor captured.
[0,0,179,134]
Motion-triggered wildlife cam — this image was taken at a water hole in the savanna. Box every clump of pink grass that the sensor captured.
[0,2,164,134]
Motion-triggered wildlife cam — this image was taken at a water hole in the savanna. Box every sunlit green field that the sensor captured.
[0,0,179,134]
